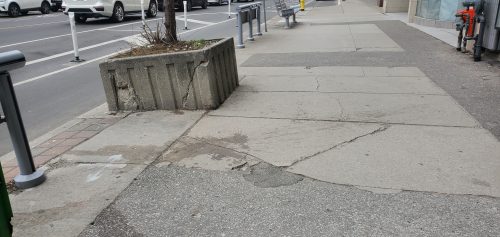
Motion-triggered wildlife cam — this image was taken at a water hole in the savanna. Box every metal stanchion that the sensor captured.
[183,1,188,30]
[0,51,46,189]
[247,9,254,41]
[262,0,267,32]
[228,0,231,18]
[256,5,262,36]
[68,12,84,62]
[236,11,244,48]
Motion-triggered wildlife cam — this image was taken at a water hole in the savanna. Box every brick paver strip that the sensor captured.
[40,146,73,157]
[37,138,65,149]
[2,117,122,184]
[52,131,79,140]
[59,137,88,146]
[34,155,57,167]
[73,130,100,139]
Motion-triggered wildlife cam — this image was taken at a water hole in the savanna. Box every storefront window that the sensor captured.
[416,0,462,21]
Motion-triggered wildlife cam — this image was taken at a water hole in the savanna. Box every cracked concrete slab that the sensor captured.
[10,163,146,237]
[317,76,447,95]
[288,125,500,197]
[186,116,382,166]
[67,111,204,164]
[237,24,401,54]
[157,137,260,171]
[211,92,478,126]
[238,75,447,95]
[238,75,319,92]
[238,66,426,78]
[238,66,366,77]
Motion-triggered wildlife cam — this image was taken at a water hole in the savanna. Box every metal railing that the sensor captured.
[0,50,46,190]
[236,2,264,49]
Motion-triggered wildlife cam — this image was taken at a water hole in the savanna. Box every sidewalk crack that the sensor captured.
[336,97,347,121]
[287,124,390,167]
[187,136,264,161]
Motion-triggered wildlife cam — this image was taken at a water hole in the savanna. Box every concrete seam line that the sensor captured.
[149,111,210,166]
[205,114,479,128]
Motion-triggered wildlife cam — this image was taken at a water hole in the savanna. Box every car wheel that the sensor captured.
[201,0,207,8]
[146,1,157,17]
[8,3,21,17]
[111,3,124,22]
[75,14,87,23]
[40,1,51,14]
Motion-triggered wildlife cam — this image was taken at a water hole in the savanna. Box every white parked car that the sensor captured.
[0,0,54,17]
[207,0,228,5]
[62,0,157,23]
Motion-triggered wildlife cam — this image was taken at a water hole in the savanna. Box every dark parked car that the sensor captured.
[159,0,207,11]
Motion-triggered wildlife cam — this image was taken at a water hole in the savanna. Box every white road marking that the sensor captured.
[0,17,163,49]
[25,36,132,65]
[15,17,236,87]
[0,20,67,30]
[14,50,126,87]
[98,29,143,32]
[176,17,215,25]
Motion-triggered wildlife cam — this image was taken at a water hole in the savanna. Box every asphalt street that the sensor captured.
[0,1,278,156]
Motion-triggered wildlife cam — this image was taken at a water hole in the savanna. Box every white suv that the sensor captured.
[62,0,157,23]
[0,0,54,17]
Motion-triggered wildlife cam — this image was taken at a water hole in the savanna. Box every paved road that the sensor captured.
[0,1,278,156]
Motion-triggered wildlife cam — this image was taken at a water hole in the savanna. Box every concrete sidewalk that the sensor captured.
[7,0,500,236]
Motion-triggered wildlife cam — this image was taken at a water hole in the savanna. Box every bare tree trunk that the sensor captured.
[164,0,177,43]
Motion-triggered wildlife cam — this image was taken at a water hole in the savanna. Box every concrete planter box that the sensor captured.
[99,37,239,111]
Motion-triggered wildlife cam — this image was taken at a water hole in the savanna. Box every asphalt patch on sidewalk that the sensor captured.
[243,162,304,188]
[80,165,500,236]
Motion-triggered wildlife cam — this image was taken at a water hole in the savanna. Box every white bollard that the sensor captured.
[228,0,231,18]
[141,0,146,27]
[183,1,188,30]
[68,12,83,62]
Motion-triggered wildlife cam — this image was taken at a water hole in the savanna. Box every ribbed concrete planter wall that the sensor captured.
[99,38,239,111]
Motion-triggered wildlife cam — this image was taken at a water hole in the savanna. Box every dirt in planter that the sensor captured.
[114,39,220,59]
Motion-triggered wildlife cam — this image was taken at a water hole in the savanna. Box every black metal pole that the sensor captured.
[0,51,45,189]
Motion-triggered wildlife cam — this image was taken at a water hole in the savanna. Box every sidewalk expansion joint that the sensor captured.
[287,124,390,168]
[206,114,479,128]
[151,111,209,166]
[234,90,449,96]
